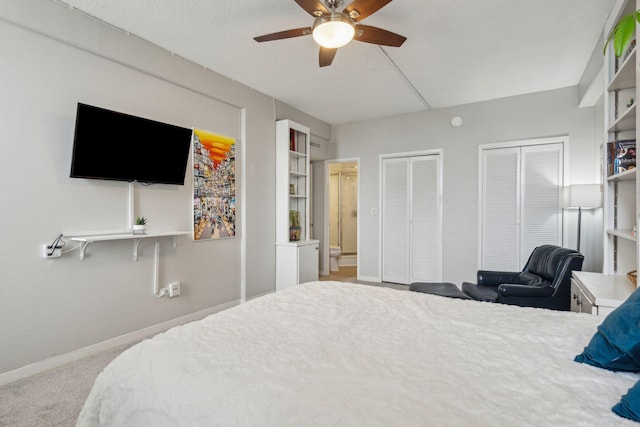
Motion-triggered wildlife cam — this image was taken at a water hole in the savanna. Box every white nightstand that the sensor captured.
[571,271,636,316]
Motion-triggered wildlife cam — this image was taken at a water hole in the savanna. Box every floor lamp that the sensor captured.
[562,184,602,253]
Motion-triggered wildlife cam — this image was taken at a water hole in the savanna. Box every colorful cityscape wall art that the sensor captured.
[192,128,235,241]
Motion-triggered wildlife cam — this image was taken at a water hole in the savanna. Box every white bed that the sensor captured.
[77,281,639,426]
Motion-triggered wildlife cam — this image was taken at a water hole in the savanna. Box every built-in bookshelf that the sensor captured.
[275,119,319,291]
[569,0,639,313]
[603,0,639,279]
[276,120,310,243]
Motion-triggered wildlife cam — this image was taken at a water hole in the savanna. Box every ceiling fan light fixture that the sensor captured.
[312,14,355,49]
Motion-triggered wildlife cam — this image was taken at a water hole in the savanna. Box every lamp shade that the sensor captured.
[312,14,355,48]
[562,184,602,209]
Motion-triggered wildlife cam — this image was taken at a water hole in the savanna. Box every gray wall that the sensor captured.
[0,0,328,375]
[330,86,603,284]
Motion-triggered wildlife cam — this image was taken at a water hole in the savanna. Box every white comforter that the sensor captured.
[77,281,639,426]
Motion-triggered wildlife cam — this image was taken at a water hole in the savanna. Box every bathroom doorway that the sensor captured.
[324,159,359,280]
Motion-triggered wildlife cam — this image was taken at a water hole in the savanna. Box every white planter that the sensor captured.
[132,225,147,235]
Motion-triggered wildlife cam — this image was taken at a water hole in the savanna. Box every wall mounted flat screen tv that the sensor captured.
[70,103,193,185]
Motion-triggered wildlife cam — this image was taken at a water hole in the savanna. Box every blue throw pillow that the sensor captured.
[574,302,640,371]
[613,379,640,421]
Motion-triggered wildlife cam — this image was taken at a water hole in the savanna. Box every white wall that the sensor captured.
[330,86,603,284]
[0,0,329,376]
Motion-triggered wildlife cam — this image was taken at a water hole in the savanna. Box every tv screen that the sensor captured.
[70,103,193,185]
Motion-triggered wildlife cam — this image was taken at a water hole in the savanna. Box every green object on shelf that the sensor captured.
[289,210,300,228]
[289,210,301,241]
[135,216,148,226]
[605,10,640,57]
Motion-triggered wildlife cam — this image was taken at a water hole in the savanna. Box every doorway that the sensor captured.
[323,159,359,280]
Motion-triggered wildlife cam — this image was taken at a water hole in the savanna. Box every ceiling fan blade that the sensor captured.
[343,0,392,21]
[319,47,338,67]
[354,24,406,47]
[295,0,329,17]
[254,27,311,42]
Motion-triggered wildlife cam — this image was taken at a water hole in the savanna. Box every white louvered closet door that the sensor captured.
[409,156,441,282]
[382,158,410,283]
[382,155,441,284]
[481,143,563,271]
[481,147,520,270]
[520,144,563,266]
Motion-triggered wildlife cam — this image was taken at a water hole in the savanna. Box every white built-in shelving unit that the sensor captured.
[603,0,640,278]
[574,0,640,315]
[275,119,319,291]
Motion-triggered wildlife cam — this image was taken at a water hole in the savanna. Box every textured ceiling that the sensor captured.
[57,0,617,124]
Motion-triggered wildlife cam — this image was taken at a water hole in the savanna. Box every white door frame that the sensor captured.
[323,158,360,277]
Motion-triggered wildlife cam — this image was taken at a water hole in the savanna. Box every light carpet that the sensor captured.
[0,343,134,427]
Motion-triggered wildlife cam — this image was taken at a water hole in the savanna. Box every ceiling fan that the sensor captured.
[253,0,407,67]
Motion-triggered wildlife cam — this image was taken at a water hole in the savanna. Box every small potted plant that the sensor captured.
[289,210,301,241]
[133,216,148,235]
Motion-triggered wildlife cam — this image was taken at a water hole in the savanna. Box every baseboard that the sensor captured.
[338,255,356,267]
[0,299,241,386]
[245,289,274,302]
[358,275,380,283]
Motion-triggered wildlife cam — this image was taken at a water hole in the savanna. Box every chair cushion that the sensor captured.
[477,270,521,286]
[613,379,640,422]
[409,282,470,300]
[525,245,573,282]
[517,272,544,286]
[461,282,498,302]
[574,299,640,371]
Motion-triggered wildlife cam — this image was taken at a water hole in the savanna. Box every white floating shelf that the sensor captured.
[68,230,190,260]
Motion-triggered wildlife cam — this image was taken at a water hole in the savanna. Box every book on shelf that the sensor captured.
[607,139,636,176]
[289,129,296,151]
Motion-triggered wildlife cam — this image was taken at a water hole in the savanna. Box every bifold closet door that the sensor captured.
[481,147,520,271]
[382,155,441,284]
[481,143,563,271]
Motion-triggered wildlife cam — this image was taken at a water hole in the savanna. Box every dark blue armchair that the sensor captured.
[461,245,584,311]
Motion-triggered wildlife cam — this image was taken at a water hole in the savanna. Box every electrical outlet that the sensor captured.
[169,282,181,297]
[42,244,61,258]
